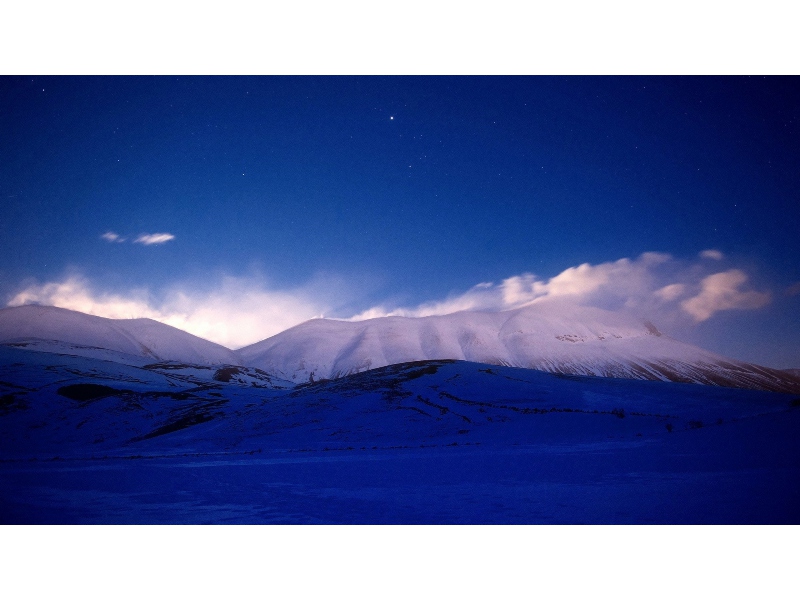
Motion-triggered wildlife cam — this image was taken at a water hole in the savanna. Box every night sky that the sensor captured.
[2,76,799,367]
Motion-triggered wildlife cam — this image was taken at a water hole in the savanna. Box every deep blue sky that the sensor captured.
[2,76,799,366]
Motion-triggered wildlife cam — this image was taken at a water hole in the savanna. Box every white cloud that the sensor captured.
[348,255,673,321]
[101,231,174,245]
[134,233,175,245]
[681,270,771,322]
[6,275,333,349]
[700,249,725,260]
[6,252,773,347]
[348,252,771,325]
[654,283,686,302]
[101,232,125,243]
[8,277,157,321]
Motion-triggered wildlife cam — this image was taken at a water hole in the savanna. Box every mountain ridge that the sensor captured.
[237,302,800,393]
[3,303,799,393]
[0,304,240,366]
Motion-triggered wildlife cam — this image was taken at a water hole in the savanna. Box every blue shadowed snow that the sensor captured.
[1,347,799,523]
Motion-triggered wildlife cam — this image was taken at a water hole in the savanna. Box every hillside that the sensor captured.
[2,350,798,523]
[237,302,800,393]
[0,305,240,365]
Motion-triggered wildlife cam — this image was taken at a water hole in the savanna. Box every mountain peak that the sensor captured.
[237,303,800,393]
[0,304,240,366]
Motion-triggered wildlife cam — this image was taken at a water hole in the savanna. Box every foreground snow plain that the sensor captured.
[2,343,799,524]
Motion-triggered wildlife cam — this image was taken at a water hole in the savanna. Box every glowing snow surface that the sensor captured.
[0,305,240,365]
[237,303,800,393]
[3,303,798,393]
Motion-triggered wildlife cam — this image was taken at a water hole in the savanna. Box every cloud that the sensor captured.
[134,233,175,245]
[699,249,725,260]
[8,277,158,321]
[654,283,686,302]
[6,252,773,347]
[6,275,334,349]
[786,282,800,297]
[100,231,174,245]
[348,252,771,325]
[680,270,771,322]
[101,232,126,243]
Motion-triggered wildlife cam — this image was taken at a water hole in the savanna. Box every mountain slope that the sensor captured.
[0,305,240,365]
[2,352,796,459]
[4,303,798,393]
[237,302,800,393]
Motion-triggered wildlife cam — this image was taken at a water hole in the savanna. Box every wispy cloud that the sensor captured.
[134,233,175,245]
[101,231,126,243]
[654,283,686,302]
[699,249,725,260]
[101,231,175,245]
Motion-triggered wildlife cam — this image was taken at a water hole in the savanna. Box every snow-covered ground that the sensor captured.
[4,418,798,524]
[1,345,798,523]
[4,303,798,393]
[0,305,240,365]
[237,303,800,392]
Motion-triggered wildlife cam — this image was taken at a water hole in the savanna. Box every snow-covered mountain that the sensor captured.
[3,303,798,393]
[0,305,240,366]
[237,302,800,393]
[2,305,799,523]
